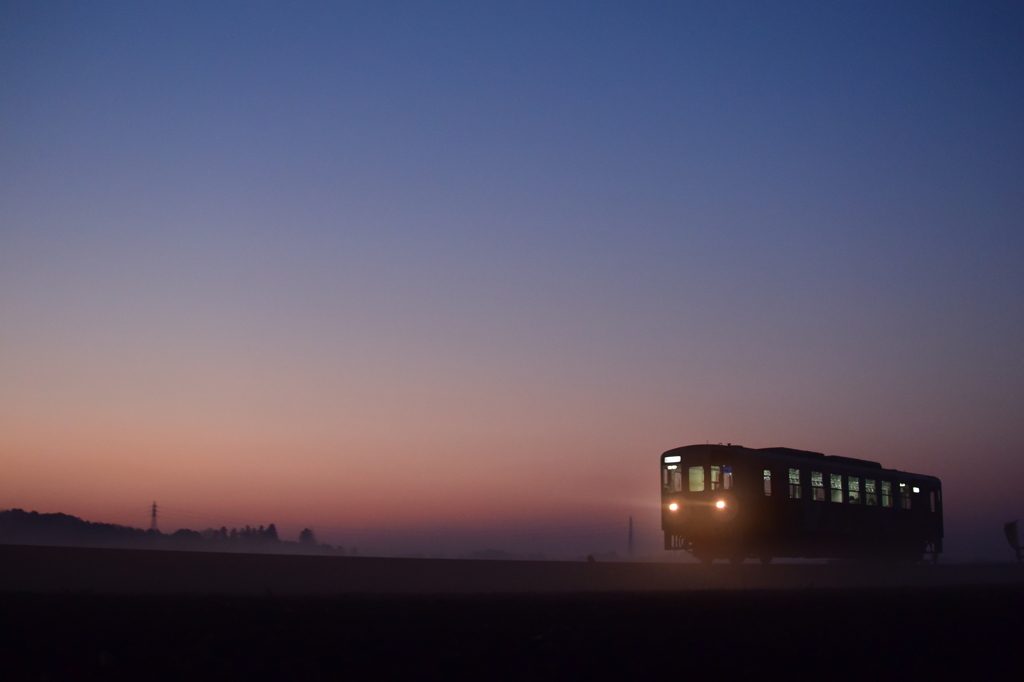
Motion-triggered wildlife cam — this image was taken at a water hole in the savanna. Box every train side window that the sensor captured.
[899,483,911,509]
[764,469,772,496]
[881,481,893,508]
[710,466,721,490]
[723,466,733,490]
[811,471,825,501]
[865,479,878,506]
[930,491,936,512]
[788,468,802,499]
[848,477,860,504]
[830,474,843,502]
[689,466,705,492]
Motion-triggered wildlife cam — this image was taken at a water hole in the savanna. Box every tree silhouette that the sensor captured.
[0,509,338,555]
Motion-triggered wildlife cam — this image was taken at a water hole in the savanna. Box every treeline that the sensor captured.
[0,509,351,556]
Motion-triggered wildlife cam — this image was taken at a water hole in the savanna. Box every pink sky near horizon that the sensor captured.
[3,332,1020,559]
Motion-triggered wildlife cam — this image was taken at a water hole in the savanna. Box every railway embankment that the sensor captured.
[2,543,1022,594]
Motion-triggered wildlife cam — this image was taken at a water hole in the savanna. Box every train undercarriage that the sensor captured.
[664,531,941,565]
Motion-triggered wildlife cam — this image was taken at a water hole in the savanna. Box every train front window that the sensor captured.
[881,481,893,508]
[710,466,721,490]
[788,468,801,499]
[663,465,683,493]
[763,469,771,496]
[722,466,733,490]
[830,474,843,502]
[689,466,705,492]
[811,471,825,501]
[848,477,860,504]
[865,479,878,506]
[899,483,911,509]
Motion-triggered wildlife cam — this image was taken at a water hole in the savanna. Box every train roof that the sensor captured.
[661,443,940,482]
[755,446,881,469]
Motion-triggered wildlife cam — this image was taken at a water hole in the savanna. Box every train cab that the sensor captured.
[661,445,755,561]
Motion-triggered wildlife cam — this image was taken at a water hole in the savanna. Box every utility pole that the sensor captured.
[150,501,158,531]
[628,515,633,558]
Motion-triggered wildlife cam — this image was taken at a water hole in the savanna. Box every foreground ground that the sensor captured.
[1,587,1022,680]
[3,545,1023,679]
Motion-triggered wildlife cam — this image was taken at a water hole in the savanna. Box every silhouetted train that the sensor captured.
[661,444,943,563]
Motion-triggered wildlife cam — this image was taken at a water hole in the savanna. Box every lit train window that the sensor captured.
[689,466,705,492]
[664,463,682,493]
[723,466,733,490]
[788,468,801,499]
[763,469,771,497]
[865,479,878,506]
[899,483,911,509]
[811,472,825,501]
[881,481,893,508]
[710,466,721,490]
[830,474,843,502]
[848,477,860,504]
[672,469,683,492]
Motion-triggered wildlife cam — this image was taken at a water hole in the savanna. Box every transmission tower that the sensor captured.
[150,501,158,531]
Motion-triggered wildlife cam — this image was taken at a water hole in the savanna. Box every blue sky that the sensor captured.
[1,1,1022,559]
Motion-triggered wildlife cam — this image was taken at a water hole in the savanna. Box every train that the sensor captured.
[661,444,943,563]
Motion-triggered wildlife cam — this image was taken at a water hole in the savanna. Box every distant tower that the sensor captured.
[628,515,634,558]
[150,501,158,531]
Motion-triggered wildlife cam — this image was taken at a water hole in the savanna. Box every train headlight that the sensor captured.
[669,503,679,512]
[715,500,726,509]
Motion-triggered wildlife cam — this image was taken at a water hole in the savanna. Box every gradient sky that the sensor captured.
[2,1,1022,559]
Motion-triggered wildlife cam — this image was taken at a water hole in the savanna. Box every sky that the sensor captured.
[1,1,1022,560]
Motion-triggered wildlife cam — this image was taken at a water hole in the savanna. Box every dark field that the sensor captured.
[2,545,1023,679]
[2,588,1023,680]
